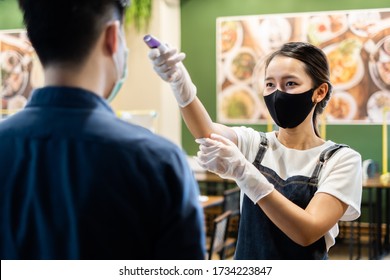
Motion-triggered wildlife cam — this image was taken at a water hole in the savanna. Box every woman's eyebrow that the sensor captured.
[265,74,299,81]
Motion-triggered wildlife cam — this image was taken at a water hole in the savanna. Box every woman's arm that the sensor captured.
[147,42,237,144]
[180,97,237,142]
[258,191,347,246]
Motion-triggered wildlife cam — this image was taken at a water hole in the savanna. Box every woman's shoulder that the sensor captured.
[232,126,265,160]
[326,141,361,157]
[321,141,362,169]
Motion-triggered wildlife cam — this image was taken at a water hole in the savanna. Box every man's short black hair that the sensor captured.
[18,0,130,67]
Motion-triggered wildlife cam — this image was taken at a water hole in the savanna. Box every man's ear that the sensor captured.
[104,20,120,56]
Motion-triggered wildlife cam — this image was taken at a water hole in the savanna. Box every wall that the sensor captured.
[180,0,389,170]
[112,0,182,147]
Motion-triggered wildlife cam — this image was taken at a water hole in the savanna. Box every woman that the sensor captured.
[148,41,362,259]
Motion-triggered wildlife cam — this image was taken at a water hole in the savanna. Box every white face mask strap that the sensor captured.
[107,28,128,103]
[113,29,125,79]
[112,52,120,82]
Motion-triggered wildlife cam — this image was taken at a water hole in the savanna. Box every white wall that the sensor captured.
[111,0,182,147]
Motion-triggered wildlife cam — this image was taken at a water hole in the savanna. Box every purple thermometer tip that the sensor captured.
[143,34,161,49]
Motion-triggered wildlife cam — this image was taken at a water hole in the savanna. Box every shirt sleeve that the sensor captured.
[316,148,363,221]
[232,126,261,162]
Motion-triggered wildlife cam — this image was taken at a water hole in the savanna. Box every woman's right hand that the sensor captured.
[196,133,274,203]
[148,43,197,107]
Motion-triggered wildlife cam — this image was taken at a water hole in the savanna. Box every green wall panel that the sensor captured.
[0,0,24,30]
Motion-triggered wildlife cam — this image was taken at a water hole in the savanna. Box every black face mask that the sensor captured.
[264,88,315,128]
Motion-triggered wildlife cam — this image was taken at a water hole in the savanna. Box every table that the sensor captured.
[362,177,390,259]
[200,195,224,209]
[194,170,235,195]
[188,156,236,195]
[194,170,234,183]
[199,195,224,237]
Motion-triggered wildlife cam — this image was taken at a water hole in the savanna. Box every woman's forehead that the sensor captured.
[265,56,308,79]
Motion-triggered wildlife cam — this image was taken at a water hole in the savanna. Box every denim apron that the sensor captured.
[234,132,348,260]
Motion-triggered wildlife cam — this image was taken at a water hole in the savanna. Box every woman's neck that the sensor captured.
[275,128,325,150]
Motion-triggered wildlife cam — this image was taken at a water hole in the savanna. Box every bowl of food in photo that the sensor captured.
[225,47,257,85]
[368,36,390,91]
[367,90,390,122]
[218,20,244,58]
[218,85,262,123]
[326,91,357,122]
[323,38,364,90]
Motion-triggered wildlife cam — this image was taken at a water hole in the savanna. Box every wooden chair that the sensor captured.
[207,210,231,260]
[222,186,240,213]
[222,186,241,258]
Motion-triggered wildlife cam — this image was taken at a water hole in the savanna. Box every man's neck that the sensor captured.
[43,61,109,98]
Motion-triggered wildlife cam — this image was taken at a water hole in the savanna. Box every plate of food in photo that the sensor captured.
[7,95,27,111]
[323,38,364,90]
[29,53,44,89]
[367,90,390,122]
[258,16,291,53]
[252,57,266,96]
[0,50,29,99]
[225,47,257,84]
[218,20,244,58]
[348,11,381,38]
[326,91,357,121]
[368,35,390,91]
[218,85,262,123]
[307,14,348,45]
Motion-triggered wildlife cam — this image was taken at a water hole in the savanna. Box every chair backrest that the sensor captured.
[223,186,240,213]
[207,210,231,260]
[221,187,241,259]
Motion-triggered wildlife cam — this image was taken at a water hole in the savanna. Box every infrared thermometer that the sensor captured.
[143,34,168,52]
[144,34,180,82]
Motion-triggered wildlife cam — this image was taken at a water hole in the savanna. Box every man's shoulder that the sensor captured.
[101,120,187,162]
[111,120,181,151]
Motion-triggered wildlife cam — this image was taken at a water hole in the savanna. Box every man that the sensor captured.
[0,0,205,259]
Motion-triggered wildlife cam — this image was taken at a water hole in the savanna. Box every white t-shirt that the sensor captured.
[232,127,362,251]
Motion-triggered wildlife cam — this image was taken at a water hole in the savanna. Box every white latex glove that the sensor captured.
[148,44,196,107]
[195,133,274,204]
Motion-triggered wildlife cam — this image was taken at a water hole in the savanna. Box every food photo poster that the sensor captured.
[0,30,43,118]
[217,8,390,124]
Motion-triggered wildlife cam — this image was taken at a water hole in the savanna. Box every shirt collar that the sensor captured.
[26,86,115,114]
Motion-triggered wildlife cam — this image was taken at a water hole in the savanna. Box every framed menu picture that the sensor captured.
[0,29,43,118]
[216,8,390,124]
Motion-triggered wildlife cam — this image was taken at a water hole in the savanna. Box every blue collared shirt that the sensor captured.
[0,87,205,259]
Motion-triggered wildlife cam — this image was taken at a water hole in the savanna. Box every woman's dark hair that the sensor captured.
[264,42,332,138]
[17,0,130,67]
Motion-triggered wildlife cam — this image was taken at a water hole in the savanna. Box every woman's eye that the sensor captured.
[265,82,274,88]
[286,81,297,87]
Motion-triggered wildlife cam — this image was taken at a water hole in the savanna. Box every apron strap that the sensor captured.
[309,144,349,185]
[253,132,268,167]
